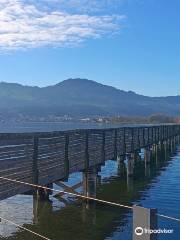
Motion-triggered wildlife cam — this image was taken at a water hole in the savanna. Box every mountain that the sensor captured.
[1,78,180,118]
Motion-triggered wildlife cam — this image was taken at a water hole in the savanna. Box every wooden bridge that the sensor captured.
[0,124,180,201]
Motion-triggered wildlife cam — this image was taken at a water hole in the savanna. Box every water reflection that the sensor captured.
[0,142,180,240]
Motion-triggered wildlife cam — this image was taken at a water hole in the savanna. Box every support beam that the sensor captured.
[54,181,82,198]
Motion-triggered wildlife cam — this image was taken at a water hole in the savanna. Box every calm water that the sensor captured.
[0,145,179,240]
[0,122,151,133]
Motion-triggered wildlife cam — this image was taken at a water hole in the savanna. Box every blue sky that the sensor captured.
[0,0,179,96]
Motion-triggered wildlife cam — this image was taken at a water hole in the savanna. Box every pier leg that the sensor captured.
[158,141,163,152]
[153,144,159,166]
[117,155,126,177]
[145,159,151,178]
[83,167,98,203]
[144,147,151,177]
[33,194,39,224]
[127,172,134,191]
[127,154,134,177]
[133,151,141,162]
[167,139,171,151]
[152,144,156,155]
[133,205,157,240]
[117,155,125,165]
[33,193,53,224]
[155,145,158,166]
[163,141,167,160]
[37,183,53,201]
[82,167,98,224]
[172,136,176,150]
[177,135,179,144]
[177,135,180,144]
[144,147,151,164]
[170,138,174,152]
[175,136,178,146]
[97,174,101,188]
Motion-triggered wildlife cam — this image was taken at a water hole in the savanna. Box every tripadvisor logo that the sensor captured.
[135,227,174,236]
[135,227,143,236]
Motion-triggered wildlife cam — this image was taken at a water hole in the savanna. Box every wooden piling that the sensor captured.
[127,154,134,177]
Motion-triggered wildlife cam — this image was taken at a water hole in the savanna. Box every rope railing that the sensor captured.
[0,176,180,223]
[0,176,132,209]
[0,215,51,240]
[157,213,180,222]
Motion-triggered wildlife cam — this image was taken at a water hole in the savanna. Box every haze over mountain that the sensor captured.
[1,78,180,119]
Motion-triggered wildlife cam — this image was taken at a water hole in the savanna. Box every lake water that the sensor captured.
[0,122,149,133]
[0,143,179,240]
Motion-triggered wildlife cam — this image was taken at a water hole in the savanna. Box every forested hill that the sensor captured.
[1,78,180,117]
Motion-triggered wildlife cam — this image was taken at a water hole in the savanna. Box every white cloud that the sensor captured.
[27,0,125,13]
[0,0,126,51]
